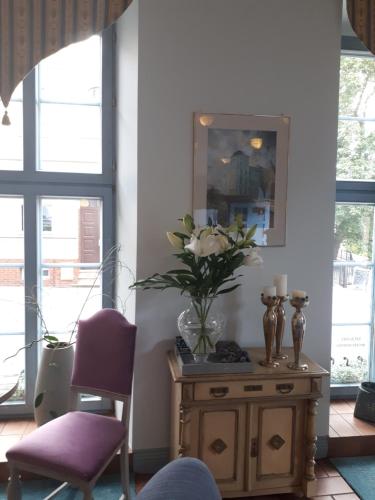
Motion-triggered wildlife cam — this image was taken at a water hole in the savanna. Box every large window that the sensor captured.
[332,51,375,392]
[0,29,114,415]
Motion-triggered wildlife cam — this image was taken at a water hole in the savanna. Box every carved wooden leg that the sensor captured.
[82,487,93,500]
[303,399,318,498]
[7,468,22,500]
[120,443,130,499]
[178,404,191,457]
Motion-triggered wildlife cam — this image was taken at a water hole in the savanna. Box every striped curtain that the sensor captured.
[0,0,132,123]
[347,0,375,54]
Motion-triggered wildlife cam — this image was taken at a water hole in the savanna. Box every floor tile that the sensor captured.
[23,420,37,435]
[331,401,355,414]
[1,420,29,436]
[340,413,375,436]
[329,425,340,438]
[315,477,353,496]
[310,496,334,500]
[319,460,341,477]
[315,463,329,478]
[344,400,356,410]
[329,414,361,437]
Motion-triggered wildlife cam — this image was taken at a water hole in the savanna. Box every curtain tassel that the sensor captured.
[2,110,10,126]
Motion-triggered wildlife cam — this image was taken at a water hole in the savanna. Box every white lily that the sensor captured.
[166,232,184,250]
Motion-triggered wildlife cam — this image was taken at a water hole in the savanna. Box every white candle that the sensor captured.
[292,289,307,299]
[273,274,287,296]
[262,286,276,297]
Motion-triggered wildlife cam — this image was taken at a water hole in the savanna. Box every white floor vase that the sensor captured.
[34,343,74,426]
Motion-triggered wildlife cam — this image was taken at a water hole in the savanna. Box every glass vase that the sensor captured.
[177,297,225,363]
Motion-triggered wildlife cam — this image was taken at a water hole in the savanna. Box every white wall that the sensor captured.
[117,0,341,453]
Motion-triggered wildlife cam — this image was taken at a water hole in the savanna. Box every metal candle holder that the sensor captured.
[273,295,289,360]
[287,296,309,371]
[260,294,279,368]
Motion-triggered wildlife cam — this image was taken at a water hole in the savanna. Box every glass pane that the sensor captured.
[40,198,102,342]
[333,263,373,324]
[334,204,374,262]
[331,325,370,384]
[0,83,23,171]
[337,120,375,180]
[38,36,102,173]
[0,197,25,401]
[338,56,375,181]
[39,104,101,173]
[39,36,101,104]
[339,56,375,119]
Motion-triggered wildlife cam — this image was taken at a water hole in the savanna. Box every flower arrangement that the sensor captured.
[131,214,262,359]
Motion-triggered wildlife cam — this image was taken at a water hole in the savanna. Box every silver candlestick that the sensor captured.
[273,295,289,360]
[287,296,309,371]
[260,293,279,368]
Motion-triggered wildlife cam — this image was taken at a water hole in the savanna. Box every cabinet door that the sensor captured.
[249,401,305,492]
[189,404,246,493]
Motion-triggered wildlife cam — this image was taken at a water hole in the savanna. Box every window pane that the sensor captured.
[38,36,102,174]
[338,56,375,181]
[0,83,23,171]
[337,120,375,181]
[40,198,102,341]
[0,197,25,400]
[331,325,370,385]
[39,104,101,173]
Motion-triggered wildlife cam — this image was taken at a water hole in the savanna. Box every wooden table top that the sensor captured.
[0,365,20,404]
[168,347,329,383]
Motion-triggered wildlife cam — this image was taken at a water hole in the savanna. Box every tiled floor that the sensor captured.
[329,400,375,437]
[0,412,364,499]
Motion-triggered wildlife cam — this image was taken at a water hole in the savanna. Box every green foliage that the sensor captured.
[337,57,375,181]
[334,204,373,259]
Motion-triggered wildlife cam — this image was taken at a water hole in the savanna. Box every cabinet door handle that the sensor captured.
[276,383,294,394]
[210,387,229,398]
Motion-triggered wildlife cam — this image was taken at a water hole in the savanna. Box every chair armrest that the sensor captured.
[135,457,221,500]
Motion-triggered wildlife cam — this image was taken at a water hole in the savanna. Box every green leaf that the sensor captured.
[34,392,44,408]
[44,335,59,343]
[245,224,257,240]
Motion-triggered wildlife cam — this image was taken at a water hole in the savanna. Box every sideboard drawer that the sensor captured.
[194,378,311,401]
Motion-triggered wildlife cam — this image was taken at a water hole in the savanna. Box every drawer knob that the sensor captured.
[276,383,294,394]
[209,387,229,398]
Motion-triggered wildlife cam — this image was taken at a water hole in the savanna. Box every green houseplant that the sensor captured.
[131,214,262,361]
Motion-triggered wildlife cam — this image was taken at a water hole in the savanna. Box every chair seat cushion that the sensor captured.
[6,411,127,481]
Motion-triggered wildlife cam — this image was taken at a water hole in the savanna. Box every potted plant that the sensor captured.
[131,214,262,362]
[5,246,122,425]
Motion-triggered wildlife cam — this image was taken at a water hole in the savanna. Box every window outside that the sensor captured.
[332,55,375,386]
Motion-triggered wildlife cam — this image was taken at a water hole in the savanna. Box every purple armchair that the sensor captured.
[6,309,136,500]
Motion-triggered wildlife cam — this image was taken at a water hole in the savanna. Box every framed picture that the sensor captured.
[193,113,290,246]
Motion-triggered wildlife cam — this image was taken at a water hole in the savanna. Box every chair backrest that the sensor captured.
[71,309,136,401]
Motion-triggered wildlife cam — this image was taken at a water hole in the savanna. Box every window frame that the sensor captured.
[332,37,375,397]
[0,27,116,416]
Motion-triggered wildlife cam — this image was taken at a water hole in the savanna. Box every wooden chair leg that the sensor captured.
[7,467,22,500]
[82,486,93,500]
[120,443,130,500]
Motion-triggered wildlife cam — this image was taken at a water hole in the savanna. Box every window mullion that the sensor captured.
[23,69,37,174]
[23,193,40,408]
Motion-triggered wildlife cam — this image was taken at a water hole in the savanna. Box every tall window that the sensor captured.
[332,51,375,393]
[0,29,114,415]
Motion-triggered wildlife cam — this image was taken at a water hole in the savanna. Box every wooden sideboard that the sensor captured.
[168,347,329,498]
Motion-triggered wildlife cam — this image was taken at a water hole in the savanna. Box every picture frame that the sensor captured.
[193,112,290,246]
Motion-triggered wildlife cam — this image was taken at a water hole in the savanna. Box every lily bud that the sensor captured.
[182,214,195,234]
[166,232,184,250]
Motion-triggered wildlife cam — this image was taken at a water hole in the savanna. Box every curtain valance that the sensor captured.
[0,0,132,124]
[347,0,375,54]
